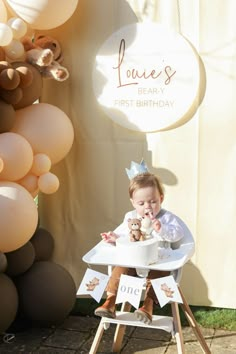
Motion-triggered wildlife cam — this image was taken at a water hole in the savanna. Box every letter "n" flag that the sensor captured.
[116,274,144,309]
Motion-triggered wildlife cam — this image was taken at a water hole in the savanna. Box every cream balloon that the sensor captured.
[0,181,38,253]
[0,0,7,23]
[0,23,13,46]
[12,103,74,164]
[31,153,51,176]
[4,39,25,60]
[38,172,59,194]
[5,0,79,30]
[7,17,28,39]
[0,132,34,181]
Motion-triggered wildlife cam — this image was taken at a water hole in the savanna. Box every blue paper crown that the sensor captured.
[125,159,149,180]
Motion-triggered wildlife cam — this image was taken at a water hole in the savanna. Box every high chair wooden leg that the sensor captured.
[178,287,211,354]
[89,320,105,354]
[112,302,132,352]
[171,301,185,354]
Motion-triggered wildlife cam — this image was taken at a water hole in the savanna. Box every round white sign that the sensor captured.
[93,23,206,132]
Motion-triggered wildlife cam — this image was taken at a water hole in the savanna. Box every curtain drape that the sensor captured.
[39,0,236,308]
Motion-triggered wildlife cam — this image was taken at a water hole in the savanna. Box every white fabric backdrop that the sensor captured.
[39,0,236,308]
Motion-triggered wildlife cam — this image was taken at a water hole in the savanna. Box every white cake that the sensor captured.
[115,236,159,266]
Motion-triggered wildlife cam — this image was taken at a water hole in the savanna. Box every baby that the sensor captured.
[95,160,184,324]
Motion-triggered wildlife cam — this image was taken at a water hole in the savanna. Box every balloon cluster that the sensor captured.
[0,0,79,333]
[0,227,77,332]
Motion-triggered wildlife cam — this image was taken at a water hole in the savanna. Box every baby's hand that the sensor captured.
[152,219,161,232]
[101,231,118,243]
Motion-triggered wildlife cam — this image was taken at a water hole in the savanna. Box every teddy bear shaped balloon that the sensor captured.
[0,60,34,105]
[22,35,69,82]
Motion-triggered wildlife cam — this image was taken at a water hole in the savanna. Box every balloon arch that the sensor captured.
[0,0,78,333]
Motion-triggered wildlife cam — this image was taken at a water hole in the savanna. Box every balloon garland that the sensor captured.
[0,0,78,333]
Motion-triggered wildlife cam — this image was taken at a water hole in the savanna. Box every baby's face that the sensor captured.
[130,186,163,218]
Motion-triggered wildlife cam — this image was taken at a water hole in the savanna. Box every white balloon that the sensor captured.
[7,17,28,39]
[4,39,25,60]
[5,0,79,30]
[0,0,8,23]
[0,23,13,46]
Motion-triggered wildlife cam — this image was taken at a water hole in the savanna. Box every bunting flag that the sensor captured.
[77,268,110,302]
[151,275,183,308]
[116,274,145,309]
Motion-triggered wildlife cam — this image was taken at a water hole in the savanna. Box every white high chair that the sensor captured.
[83,217,211,354]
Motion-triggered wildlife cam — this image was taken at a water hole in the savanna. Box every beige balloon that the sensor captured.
[0,181,38,253]
[0,158,4,174]
[12,103,74,164]
[17,173,38,193]
[31,188,39,198]
[38,172,60,195]
[31,153,51,176]
[0,132,33,181]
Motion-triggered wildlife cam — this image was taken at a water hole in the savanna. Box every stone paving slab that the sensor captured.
[0,315,236,353]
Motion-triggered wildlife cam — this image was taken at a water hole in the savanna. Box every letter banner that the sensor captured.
[77,268,110,302]
[116,274,145,309]
[151,275,183,308]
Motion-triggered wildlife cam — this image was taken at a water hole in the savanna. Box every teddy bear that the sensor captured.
[21,35,69,82]
[128,218,146,242]
[161,283,174,298]
[86,277,100,291]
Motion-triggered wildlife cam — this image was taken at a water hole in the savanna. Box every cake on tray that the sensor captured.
[115,236,159,266]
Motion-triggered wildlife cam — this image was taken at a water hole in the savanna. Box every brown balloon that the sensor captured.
[0,48,5,61]
[0,61,11,74]
[16,65,33,88]
[0,86,23,105]
[0,273,18,333]
[15,261,76,326]
[0,68,20,90]
[30,227,54,261]
[11,62,43,110]
[0,252,7,273]
[5,241,35,277]
[0,98,16,133]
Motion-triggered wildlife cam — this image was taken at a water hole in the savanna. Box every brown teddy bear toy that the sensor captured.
[21,35,69,82]
[128,218,146,242]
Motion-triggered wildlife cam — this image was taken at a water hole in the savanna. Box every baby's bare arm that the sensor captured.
[101,231,118,243]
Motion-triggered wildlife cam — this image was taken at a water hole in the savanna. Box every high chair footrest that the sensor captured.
[100,311,174,334]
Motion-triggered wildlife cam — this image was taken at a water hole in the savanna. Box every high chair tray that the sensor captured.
[82,240,194,271]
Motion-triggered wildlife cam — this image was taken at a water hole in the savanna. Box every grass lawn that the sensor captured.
[72,298,236,331]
